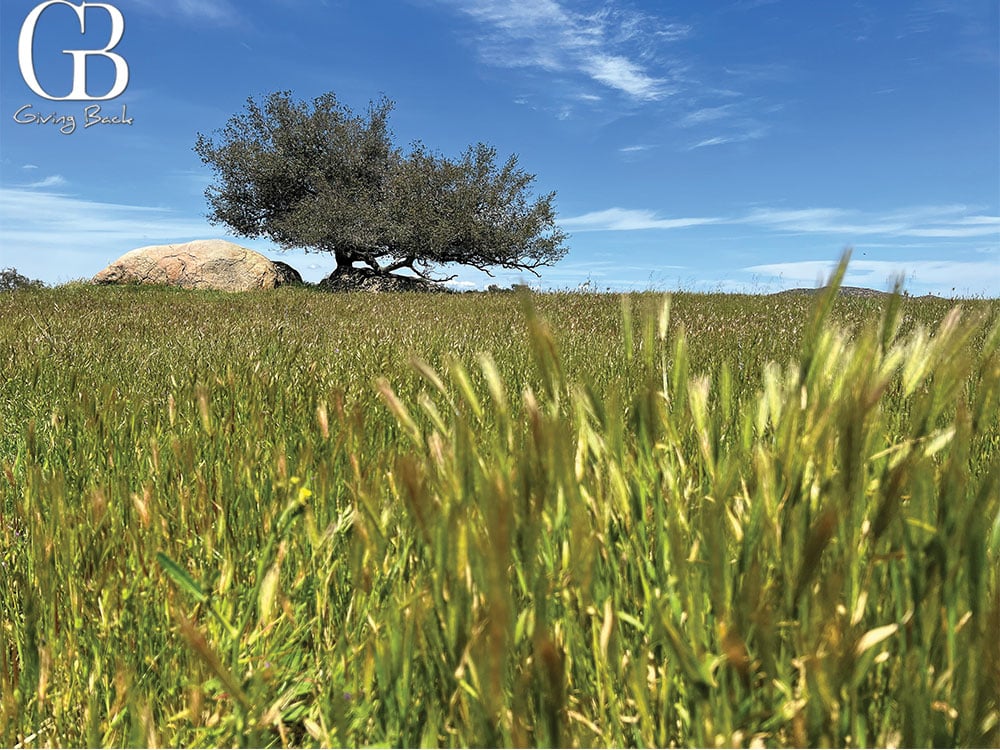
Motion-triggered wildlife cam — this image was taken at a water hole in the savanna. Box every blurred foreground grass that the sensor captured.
[1,270,998,747]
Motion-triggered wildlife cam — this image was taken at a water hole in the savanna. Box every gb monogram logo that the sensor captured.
[18,1,129,101]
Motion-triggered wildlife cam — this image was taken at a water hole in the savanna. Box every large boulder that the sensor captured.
[272,260,304,286]
[92,239,301,291]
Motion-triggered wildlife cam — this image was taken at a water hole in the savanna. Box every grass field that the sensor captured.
[2,267,998,747]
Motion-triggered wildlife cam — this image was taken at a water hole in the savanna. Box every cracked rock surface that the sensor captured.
[92,240,301,292]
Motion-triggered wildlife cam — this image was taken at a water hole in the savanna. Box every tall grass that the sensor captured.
[1,267,997,747]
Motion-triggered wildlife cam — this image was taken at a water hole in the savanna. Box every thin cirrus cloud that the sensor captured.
[560,207,721,231]
[0,186,330,283]
[433,0,685,102]
[0,187,216,251]
[679,104,738,127]
[681,102,770,150]
[583,55,671,101]
[432,0,787,145]
[562,203,1000,240]
[688,129,767,149]
[743,205,1000,238]
[26,175,68,189]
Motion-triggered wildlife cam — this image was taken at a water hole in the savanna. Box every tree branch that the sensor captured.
[409,265,457,283]
[382,255,415,273]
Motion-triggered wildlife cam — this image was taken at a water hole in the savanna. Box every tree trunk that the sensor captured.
[333,249,355,276]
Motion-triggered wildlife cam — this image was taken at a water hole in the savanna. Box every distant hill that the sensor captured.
[775,286,940,300]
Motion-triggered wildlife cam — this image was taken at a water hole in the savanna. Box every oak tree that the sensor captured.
[195,91,567,283]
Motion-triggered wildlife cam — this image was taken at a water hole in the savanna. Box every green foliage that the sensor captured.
[0,268,44,291]
[0,277,997,747]
[194,91,567,282]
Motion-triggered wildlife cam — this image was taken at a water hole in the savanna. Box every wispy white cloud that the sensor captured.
[653,24,694,42]
[0,187,218,280]
[0,186,333,284]
[431,0,788,146]
[555,201,998,295]
[680,104,737,126]
[898,1,999,64]
[678,98,772,150]
[583,54,671,101]
[744,205,1000,238]
[688,128,767,149]
[26,175,67,189]
[559,202,999,241]
[433,0,685,101]
[560,207,721,231]
[903,0,989,35]
[0,187,211,240]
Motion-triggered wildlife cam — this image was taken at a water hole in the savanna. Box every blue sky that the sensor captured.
[1,0,997,295]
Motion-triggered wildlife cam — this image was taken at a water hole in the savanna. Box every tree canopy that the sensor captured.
[194,91,568,283]
[0,268,44,291]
